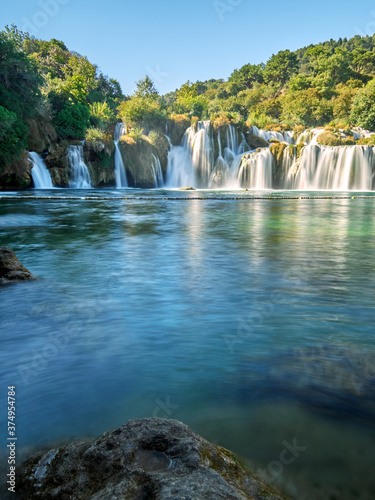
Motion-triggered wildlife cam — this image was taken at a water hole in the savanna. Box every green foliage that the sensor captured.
[316,130,355,146]
[128,126,144,140]
[247,111,275,129]
[281,89,333,127]
[85,127,106,143]
[147,130,160,145]
[229,63,264,90]
[118,76,166,130]
[173,81,208,119]
[316,131,342,146]
[89,101,115,129]
[118,96,166,130]
[0,28,41,119]
[134,76,158,99]
[0,105,27,168]
[350,79,375,130]
[263,50,298,86]
[56,102,90,139]
[356,135,375,146]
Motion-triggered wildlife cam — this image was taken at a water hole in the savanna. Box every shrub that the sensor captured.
[147,130,159,145]
[316,131,343,146]
[86,127,105,142]
[55,103,90,139]
[128,126,144,140]
[350,79,375,131]
[356,135,375,146]
[0,105,27,168]
[118,97,166,130]
[89,101,115,130]
[247,111,275,129]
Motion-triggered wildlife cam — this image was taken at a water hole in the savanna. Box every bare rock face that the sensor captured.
[0,247,35,284]
[17,418,288,500]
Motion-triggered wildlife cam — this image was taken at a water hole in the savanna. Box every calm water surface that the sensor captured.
[1,188,375,499]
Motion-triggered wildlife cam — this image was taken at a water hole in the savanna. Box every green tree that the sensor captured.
[263,50,298,86]
[134,75,158,99]
[55,102,90,139]
[229,63,264,90]
[0,106,27,168]
[350,79,375,130]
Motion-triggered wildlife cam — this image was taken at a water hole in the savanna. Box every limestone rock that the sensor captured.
[17,418,288,500]
[0,247,36,284]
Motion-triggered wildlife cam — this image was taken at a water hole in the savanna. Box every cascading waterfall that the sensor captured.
[237,149,274,189]
[29,152,53,189]
[114,122,128,188]
[151,154,164,188]
[288,145,374,191]
[67,145,92,189]
[252,126,294,144]
[166,122,250,188]
[165,121,375,190]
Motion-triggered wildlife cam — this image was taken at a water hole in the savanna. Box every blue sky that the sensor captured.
[2,0,375,95]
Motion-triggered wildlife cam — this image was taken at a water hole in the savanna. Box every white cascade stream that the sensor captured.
[114,123,128,188]
[29,152,53,189]
[67,145,92,189]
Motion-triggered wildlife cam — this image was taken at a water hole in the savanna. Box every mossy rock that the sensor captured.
[167,115,190,146]
[27,118,57,154]
[245,133,270,150]
[44,143,70,187]
[147,133,170,174]
[356,135,375,146]
[0,151,32,190]
[316,131,342,147]
[179,187,196,191]
[83,137,116,187]
[119,136,162,188]
[270,142,287,167]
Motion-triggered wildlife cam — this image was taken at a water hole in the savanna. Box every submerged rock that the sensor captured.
[17,418,288,500]
[0,247,36,284]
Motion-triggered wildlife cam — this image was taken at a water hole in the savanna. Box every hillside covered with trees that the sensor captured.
[2,24,375,188]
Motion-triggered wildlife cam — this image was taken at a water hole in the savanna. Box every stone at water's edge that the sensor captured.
[0,247,36,284]
[17,418,289,500]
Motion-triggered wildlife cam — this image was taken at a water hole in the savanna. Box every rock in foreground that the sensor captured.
[18,418,288,500]
[0,247,35,284]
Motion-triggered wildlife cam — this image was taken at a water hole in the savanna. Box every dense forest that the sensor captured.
[2,24,375,183]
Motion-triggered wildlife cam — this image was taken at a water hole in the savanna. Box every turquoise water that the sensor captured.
[1,189,375,499]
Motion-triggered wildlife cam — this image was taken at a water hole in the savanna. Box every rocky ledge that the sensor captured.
[0,247,36,284]
[18,418,288,500]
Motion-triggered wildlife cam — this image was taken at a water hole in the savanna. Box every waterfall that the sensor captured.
[166,122,249,188]
[29,152,53,189]
[114,123,128,188]
[151,154,164,188]
[67,145,92,189]
[287,145,374,190]
[165,121,374,190]
[252,126,294,144]
[237,149,273,189]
